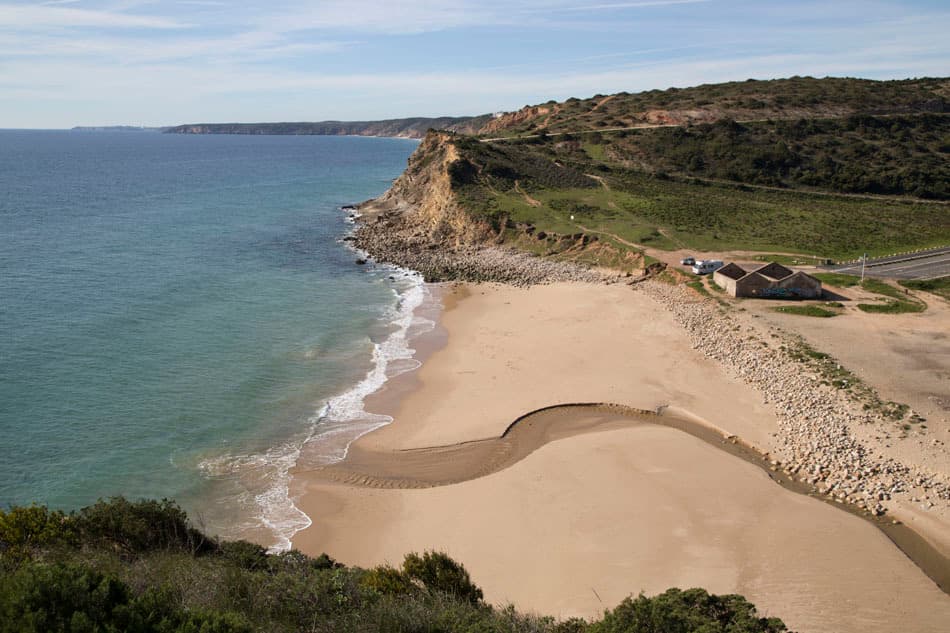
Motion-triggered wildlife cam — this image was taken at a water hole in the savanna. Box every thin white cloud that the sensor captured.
[0,0,947,127]
[3,41,945,116]
[0,3,188,29]
[0,29,349,64]
[259,1,501,35]
[541,0,711,12]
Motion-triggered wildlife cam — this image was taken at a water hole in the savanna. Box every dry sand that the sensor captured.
[751,284,950,448]
[291,282,950,632]
[746,282,950,548]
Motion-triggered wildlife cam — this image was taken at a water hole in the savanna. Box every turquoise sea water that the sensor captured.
[0,130,423,548]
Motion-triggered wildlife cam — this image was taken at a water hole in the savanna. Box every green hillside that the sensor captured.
[429,77,950,260]
[585,114,949,199]
[482,76,949,136]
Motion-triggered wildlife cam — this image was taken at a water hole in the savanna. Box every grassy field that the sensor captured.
[808,274,928,313]
[852,278,928,313]
[773,305,841,317]
[899,276,950,300]
[461,174,949,259]
[449,78,950,262]
[813,272,862,287]
[752,253,826,266]
[451,133,950,261]
[857,300,927,314]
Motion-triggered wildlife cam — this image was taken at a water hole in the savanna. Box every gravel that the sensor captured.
[637,280,950,514]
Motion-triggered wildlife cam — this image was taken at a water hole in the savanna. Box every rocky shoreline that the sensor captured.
[351,207,605,286]
[637,280,950,515]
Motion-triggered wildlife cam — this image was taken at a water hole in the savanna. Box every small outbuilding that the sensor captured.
[713,262,822,299]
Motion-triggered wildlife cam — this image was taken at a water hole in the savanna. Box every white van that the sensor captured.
[692,259,724,275]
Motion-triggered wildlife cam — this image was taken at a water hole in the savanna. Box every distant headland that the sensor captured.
[163,116,493,139]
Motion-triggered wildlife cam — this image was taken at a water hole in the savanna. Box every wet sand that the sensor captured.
[291,282,950,632]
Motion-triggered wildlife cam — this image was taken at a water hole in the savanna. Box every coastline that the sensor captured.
[289,281,950,633]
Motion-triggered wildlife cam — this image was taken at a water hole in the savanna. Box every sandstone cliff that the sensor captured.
[353,132,606,285]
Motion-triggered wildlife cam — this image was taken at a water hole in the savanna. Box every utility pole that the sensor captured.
[861,253,867,281]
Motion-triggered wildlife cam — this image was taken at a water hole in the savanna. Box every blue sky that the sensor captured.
[1,0,948,128]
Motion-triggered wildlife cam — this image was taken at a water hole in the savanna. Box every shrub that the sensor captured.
[360,565,418,596]
[0,506,77,562]
[0,561,253,633]
[73,498,217,558]
[402,551,484,605]
[0,562,130,633]
[219,541,268,572]
[589,588,786,633]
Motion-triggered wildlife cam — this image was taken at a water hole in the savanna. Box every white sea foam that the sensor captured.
[199,266,432,552]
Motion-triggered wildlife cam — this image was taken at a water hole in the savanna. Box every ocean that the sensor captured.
[0,130,424,549]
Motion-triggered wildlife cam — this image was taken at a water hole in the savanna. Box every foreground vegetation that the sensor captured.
[0,498,788,633]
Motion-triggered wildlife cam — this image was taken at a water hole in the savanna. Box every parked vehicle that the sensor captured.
[680,256,695,266]
[692,259,724,275]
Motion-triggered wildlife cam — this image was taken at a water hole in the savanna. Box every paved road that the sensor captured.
[824,247,950,280]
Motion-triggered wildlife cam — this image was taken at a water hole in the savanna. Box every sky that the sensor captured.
[1,0,948,128]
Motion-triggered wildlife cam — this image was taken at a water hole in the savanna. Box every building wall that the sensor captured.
[714,264,823,299]
[734,273,774,298]
[776,272,822,298]
[713,271,740,296]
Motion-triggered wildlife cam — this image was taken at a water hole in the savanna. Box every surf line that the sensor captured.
[301,402,950,595]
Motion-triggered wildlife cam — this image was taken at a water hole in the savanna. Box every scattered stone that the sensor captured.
[634,280,950,511]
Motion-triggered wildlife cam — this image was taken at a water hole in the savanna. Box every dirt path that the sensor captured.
[585,173,610,190]
[573,223,644,251]
[590,94,616,112]
[514,180,541,207]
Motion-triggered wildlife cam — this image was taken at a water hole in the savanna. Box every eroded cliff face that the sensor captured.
[363,132,493,247]
[478,104,558,135]
[354,132,605,285]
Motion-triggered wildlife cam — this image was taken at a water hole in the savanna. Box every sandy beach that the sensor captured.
[291,282,950,632]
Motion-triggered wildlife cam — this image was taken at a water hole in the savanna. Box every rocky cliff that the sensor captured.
[352,132,606,285]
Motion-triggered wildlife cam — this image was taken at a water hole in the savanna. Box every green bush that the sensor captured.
[219,541,268,572]
[360,565,418,596]
[73,498,217,558]
[0,562,252,633]
[402,551,484,605]
[589,588,786,633]
[0,505,77,561]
